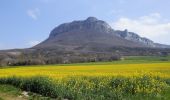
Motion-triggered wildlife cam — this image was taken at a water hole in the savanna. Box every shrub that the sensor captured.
[0,75,168,100]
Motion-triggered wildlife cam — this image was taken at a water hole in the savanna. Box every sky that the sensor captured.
[0,0,170,50]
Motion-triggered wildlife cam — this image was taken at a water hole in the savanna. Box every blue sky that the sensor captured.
[0,0,170,50]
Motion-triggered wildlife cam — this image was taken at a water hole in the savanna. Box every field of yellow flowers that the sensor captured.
[0,62,169,78]
[0,61,170,99]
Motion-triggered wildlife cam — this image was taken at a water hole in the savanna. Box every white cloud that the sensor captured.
[111,13,170,44]
[28,41,40,46]
[27,8,40,20]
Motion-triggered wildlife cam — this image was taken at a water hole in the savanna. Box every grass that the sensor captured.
[55,55,170,66]
[0,84,24,100]
[0,84,21,96]
[124,55,170,61]
[0,56,170,99]
[0,84,54,100]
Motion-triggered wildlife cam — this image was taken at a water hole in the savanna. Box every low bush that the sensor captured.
[0,75,168,100]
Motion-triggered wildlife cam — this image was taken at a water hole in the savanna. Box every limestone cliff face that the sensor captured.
[115,29,156,47]
[49,17,114,38]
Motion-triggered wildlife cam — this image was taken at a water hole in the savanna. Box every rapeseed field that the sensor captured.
[0,63,169,78]
[0,62,170,99]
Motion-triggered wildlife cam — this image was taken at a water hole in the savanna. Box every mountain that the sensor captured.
[34,17,169,51]
[0,17,170,66]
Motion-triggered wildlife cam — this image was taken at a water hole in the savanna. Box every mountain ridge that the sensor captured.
[35,17,170,49]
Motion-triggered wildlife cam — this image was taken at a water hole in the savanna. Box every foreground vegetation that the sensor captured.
[0,56,170,99]
[0,76,169,100]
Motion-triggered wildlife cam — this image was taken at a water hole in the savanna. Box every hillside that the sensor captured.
[0,17,170,66]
